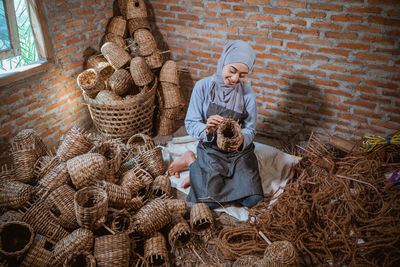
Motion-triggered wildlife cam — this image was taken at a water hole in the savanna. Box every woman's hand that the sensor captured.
[227,135,244,152]
[206,115,224,135]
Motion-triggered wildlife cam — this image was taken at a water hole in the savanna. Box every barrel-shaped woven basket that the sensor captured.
[233,255,263,267]
[64,251,96,267]
[144,50,163,69]
[125,0,147,20]
[133,198,171,236]
[94,233,130,267]
[151,175,171,198]
[87,54,114,81]
[140,147,167,178]
[216,119,243,152]
[10,143,37,183]
[37,162,70,192]
[96,180,132,209]
[126,133,155,153]
[108,68,134,96]
[33,155,60,180]
[0,221,34,257]
[160,60,179,85]
[74,186,108,230]
[101,41,131,70]
[160,81,185,109]
[95,89,123,104]
[165,199,188,218]
[57,127,94,162]
[159,105,185,120]
[20,234,53,267]
[77,68,105,99]
[128,17,150,36]
[103,32,126,50]
[190,203,214,236]
[0,181,33,209]
[144,232,169,266]
[52,228,94,266]
[83,77,157,141]
[108,16,126,36]
[134,29,157,56]
[130,56,153,86]
[168,215,191,249]
[13,129,48,157]
[120,167,149,197]
[263,241,298,266]
[155,114,176,136]
[91,141,122,178]
[107,209,134,233]
[44,184,78,229]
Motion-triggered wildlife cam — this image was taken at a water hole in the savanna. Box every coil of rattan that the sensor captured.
[0,180,33,209]
[190,203,214,238]
[216,118,243,152]
[263,240,298,266]
[96,180,133,209]
[120,167,149,197]
[168,215,191,249]
[144,50,163,69]
[44,184,78,229]
[128,17,151,36]
[57,127,93,162]
[87,54,114,81]
[13,128,48,157]
[129,56,153,86]
[10,143,37,183]
[140,147,167,178]
[63,251,96,267]
[74,186,108,230]
[108,68,134,96]
[133,198,171,236]
[160,60,179,85]
[165,199,188,218]
[108,16,126,36]
[0,221,34,257]
[52,228,94,266]
[151,175,171,198]
[37,162,70,192]
[144,231,169,266]
[94,232,131,267]
[20,234,53,267]
[134,28,157,56]
[90,140,122,182]
[67,153,106,189]
[101,41,131,70]
[155,114,176,136]
[125,0,147,20]
[77,68,105,99]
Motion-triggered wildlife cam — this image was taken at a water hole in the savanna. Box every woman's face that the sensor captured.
[221,62,249,87]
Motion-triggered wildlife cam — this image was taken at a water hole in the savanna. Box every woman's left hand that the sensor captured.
[227,135,244,152]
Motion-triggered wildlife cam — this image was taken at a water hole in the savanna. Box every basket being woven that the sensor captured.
[216,118,243,152]
[77,68,105,98]
[94,233,130,267]
[108,16,126,37]
[87,54,114,81]
[144,232,169,266]
[101,41,131,70]
[0,221,34,257]
[108,68,134,96]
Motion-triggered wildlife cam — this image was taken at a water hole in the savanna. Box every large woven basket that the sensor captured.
[101,41,131,70]
[130,56,153,86]
[20,234,53,267]
[108,68,134,96]
[0,180,33,209]
[87,54,114,81]
[128,17,150,36]
[140,147,167,178]
[216,118,243,152]
[108,16,126,37]
[83,77,157,141]
[77,68,105,98]
[64,251,96,267]
[0,221,34,257]
[133,198,171,236]
[144,232,169,266]
[94,233,130,267]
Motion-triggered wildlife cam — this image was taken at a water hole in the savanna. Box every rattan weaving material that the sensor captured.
[37,162,70,192]
[103,32,126,50]
[57,127,94,162]
[190,203,214,236]
[140,147,167,178]
[91,140,122,179]
[95,89,123,103]
[0,164,14,183]
[263,241,298,266]
[77,68,105,98]
[63,251,96,267]
[126,133,155,153]
[0,221,34,257]
[87,54,114,81]
[0,180,33,209]
[134,29,157,56]
[127,17,151,36]
[0,210,23,224]
[108,68,134,96]
[125,0,147,19]
[130,56,154,86]
[67,153,107,190]
[133,198,171,236]
[168,215,191,249]
[52,228,94,266]
[20,234,53,267]
[74,186,108,230]
[232,255,262,267]
[96,180,132,209]
[10,143,37,183]
[165,199,188,218]
[216,118,243,152]
[33,155,60,180]
[101,41,131,70]
[155,114,176,136]
[107,209,134,233]
[160,81,185,109]
[13,129,48,157]
[159,60,179,85]
[108,16,126,36]
[151,175,171,198]
[94,233,130,267]
[144,50,163,69]
[144,232,169,266]
[120,167,149,197]
[44,184,78,229]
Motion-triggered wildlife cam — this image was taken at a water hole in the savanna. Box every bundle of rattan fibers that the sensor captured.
[216,118,243,152]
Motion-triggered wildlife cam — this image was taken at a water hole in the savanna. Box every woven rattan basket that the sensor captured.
[160,60,179,85]
[155,114,176,136]
[64,251,96,267]
[10,143,37,183]
[144,232,169,266]
[160,81,185,109]
[57,127,94,162]
[120,167,149,197]
[74,186,108,230]
[95,90,123,104]
[151,175,171,198]
[33,155,60,180]
[84,77,157,140]
[103,32,126,50]
[109,68,134,96]
[52,228,94,266]
[190,203,214,237]
[96,180,133,209]
[20,234,53,267]
[263,241,298,266]
[125,0,147,19]
[0,210,23,224]
[159,106,185,120]
[87,54,114,81]
[216,118,243,152]
[13,129,48,157]
[77,68,105,98]
[108,16,126,36]
[0,180,33,209]
[233,255,263,267]
[0,221,34,257]
[101,41,131,70]
[140,147,167,178]
[107,209,134,233]
[134,29,157,56]
[67,153,106,190]
[90,141,122,180]
[37,162,70,192]
[94,233,130,267]
[165,199,188,218]
[144,50,163,69]
[128,17,150,36]
[130,56,154,86]
[168,215,191,249]
[127,133,155,153]
[133,198,171,236]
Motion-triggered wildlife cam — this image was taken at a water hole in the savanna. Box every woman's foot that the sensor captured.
[168,150,196,178]
[181,177,190,188]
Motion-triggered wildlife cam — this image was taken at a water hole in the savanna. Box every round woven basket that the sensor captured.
[155,114,176,136]
[168,215,191,249]
[44,184,78,229]
[108,68,134,96]
[101,41,131,70]
[20,234,53,267]
[107,209,134,234]
[190,203,214,235]
[133,198,171,236]
[95,90,123,104]
[87,54,114,81]
[94,233,130,267]
[128,17,151,36]
[37,162,70,192]
[13,129,48,157]
[0,221,34,257]
[160,60,179,85]
[130,56,153,86]
[144,232,169,266]
[57,127,94,162]
[91,140,122,180]
[77,68,105,98]
[160,81,185,109]
[134,29,157,56]
[233,255,262,267]
[0,180,33,209]
[64,251,96,267]
[33,155,60,180]
[83,77,157,141]
[151,175,171,198]
[120,167,149,197]
[140,147,167,178]
[263,241,298,266]
[126,0,147,19]
[126,133,155,153]
[108,16,126,37]
[216,119,243,152]
[103,32,126,50]
[144,50,163,69]
[96,180,132,209]
[10,143,37,183]
[52,228,94,266]
[165,199,188,218]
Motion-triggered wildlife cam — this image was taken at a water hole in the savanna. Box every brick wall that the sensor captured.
[148,0,400,141]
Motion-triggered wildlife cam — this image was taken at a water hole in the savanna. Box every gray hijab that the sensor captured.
[209,40,255,113]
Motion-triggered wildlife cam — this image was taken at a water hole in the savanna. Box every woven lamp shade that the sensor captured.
[57,127,94,162]
[94,233,131,267]
[151,175,171,198]
[13,129,48,157]
[108,68,134,96]
[140,147,167,178]
[144,232,169,266]
[20,234,53,267]
[134,28,157,56]
[108,16,126,36]
[168,215,191,249]
[0,221,34,258]
[129,56,153,86]
[37,162,70,192]
[101,41,131,70]
[77,68,105,98]
[64,251,96,267]
[144,50,163,69]
[216,118,243,152]
[10,143,37,183]
[128,17,151,36]
[133,198,171,236]
[160,60,179,85]
[0,180,33,209]
[87,54,114,81]
[263,241,298,266]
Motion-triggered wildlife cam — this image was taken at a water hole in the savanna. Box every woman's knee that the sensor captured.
[239,194,264,208]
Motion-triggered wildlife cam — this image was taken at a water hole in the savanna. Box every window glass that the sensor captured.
[0,0,12,52]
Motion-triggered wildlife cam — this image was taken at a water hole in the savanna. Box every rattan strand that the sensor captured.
[216,118,243,152]
[232,255,263,267]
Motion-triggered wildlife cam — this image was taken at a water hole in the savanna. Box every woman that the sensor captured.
[168,40,263,209]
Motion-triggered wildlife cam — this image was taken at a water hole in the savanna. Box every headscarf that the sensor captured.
[209,40,255,113]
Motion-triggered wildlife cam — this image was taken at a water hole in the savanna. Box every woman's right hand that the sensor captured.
[206,115,224,135]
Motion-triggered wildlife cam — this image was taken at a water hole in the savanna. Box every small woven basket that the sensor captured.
[101,41,131,70]
[134,29,157,56]
[95,90,123,104]
[13,129,48,157]
[190,203,214,236]
[125,0,147,19]
[77,68,105,98]
[151,175,171,198]
[67,153,107,190]
[140,147,167,178]
[87,54,114,81]
[130,56,154,86]
[44,184,78,229]
[36,162,70,192]
[128,17,151,36]
[33,155,60,180]
[0,221,34,257]
[64,251,96,267]
[233,255,262,267]
[94,233,131,267]
[96,180,133,209]
[107,209,134,233]
[144,232,169,266]
[263,241,298,266]
[168,215,191,249]
[165,199,188,218]
[160,81,185,109]
[155,114,176,136]
[10,143,37,183]
[20,234,53,267]
[57,127,94,162]
[133,198,171,236]
[127,133,155,153]
[52,228,94,266]
[160,60,179,85]
[0,180,33,209]
[144,50,163,69]
[74,186,108,230]
[120,167,149,197]
[216,118,243,152]
[108,68,134,96]
[103,32,127,50]
[90,140,122,179]
[108,16,126,37]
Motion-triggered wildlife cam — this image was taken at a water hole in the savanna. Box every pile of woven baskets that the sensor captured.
[0,128,215,267]
[77,0,186,140]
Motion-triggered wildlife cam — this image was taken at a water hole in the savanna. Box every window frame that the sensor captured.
[0,0,21,60]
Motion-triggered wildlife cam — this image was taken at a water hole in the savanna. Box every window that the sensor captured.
[0,0,54,86]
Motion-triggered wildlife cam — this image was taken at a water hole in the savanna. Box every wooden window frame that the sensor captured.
[0,0,21,60]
